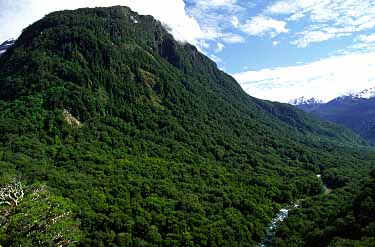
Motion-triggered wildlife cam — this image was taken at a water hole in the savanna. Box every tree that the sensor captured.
[0,180,81,246]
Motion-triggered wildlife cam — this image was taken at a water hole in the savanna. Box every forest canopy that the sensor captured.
[0,6,373,246]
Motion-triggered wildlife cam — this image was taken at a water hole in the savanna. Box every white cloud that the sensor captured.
[123,0,204,44]
[221,33,245,43]
[266,0,375,47]
[0,0,204,46]
[241,16,288,37]
[186,0,246,49]
[214,42,225,53]
[209,54,223,64]
[193,0,240,9]
[231,16,240,28]
[346,43,375,53]
[199,40,211,49]
[266,0,300,15]
[233,52,375,102]
[291,30,336,48]
[358,33,375,43]
[272,40,280,46]
[288,12,305,21]
[340,34,375,53]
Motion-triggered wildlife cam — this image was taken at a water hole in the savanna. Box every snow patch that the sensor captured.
[288,96,324,106]
[350,87,375,99]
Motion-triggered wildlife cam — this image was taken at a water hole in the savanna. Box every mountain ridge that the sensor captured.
[292,86,375,142]
[289,96,324,106]
[289,96,324,113]
[0,6,373,246]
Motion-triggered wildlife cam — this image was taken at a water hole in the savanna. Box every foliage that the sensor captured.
[0,181,80,246]
[0,5,373,246]
[272,170,375,246]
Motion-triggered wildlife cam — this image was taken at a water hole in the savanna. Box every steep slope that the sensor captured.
[293,88,375,142]
[0,6,373,246]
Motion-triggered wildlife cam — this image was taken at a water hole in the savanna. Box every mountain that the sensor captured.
[0,39,15,55]
[289,97,324,112]
[349,87,375,99]
[0,6,374,246]
[293,87,375,142]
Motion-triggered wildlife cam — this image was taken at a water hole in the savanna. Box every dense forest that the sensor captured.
[0,6,374,246]
[272,170,375,246]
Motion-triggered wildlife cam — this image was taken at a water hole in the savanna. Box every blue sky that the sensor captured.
[182,0,375,72]
[180,0,375,102]
[1,0,375,102]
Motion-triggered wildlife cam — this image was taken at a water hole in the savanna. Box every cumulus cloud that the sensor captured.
[0,0,204,46]
[241,16,288,37]
[233,52,375,102]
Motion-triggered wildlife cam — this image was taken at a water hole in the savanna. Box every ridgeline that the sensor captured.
[0,6,374,246]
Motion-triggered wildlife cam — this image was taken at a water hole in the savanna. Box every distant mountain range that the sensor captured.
[0,39,15,55]
[291,87,375,142]
[289,97,324,112]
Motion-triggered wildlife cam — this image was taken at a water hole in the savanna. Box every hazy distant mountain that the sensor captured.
[292,87,375,142]
[0,39,15,55]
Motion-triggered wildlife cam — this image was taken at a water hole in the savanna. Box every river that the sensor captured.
[259,203,299,247]
[259,174,330,246]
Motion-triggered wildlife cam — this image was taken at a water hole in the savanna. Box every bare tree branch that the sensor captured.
[0,179,24,208]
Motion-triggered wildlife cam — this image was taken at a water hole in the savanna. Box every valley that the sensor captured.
[0,5,374,247]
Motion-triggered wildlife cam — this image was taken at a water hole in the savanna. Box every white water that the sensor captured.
[260,204,299,247]
[260,174,329,246]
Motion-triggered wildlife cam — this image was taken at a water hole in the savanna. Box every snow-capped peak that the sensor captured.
[349,87,375,99]
[288,97,324,106]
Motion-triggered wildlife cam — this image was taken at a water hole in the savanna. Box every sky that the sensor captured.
[1,0,375,103]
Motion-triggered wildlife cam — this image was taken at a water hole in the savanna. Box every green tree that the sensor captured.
[0,180,81,246]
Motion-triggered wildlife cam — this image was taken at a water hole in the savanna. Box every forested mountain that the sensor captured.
[0,6,374,246]
[293,88,375,142]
